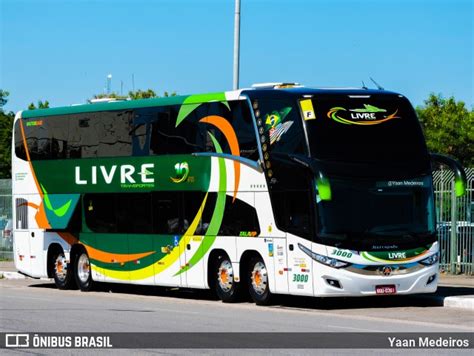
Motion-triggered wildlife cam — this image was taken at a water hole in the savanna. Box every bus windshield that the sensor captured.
[316,175,436,248]
[303,94,430,168]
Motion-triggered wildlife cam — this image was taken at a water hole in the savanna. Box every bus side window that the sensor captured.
[182,192,206,235]
[84,194,118,233]
[268,163,314,240]
[117,193,152,234]
[49,115,69,159]
[14,121,27,160]
[150,105,205,154]
[228,100,259,161]
[152,192,181,234]
[218,194,260,236]
[25,119,52,160]
[195,101,259,161]
[258,99,307,156]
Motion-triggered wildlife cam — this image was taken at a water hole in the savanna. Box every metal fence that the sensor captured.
[0,179,13,260]
[433,168,474,275]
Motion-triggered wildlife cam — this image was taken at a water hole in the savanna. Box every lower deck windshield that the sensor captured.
[316,176,436,249]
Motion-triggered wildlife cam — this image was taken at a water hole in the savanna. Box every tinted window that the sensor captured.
[268,162,313,240]
[183,191,205,234]
[197,193,260,236]
[84,191,261,236]
[219,194,260,236]
[117,193,152,234]
[68,111,133,158]
[18,110,133,160]
[147,101,258,159]
[148,106,207,155]
[229,101,259,161]
[85,192,182,234]
[84,194,118,233]
[25,118,54,160]
[194,101,259,160]
[258,99,307,156]
[306,95,429,164]
[14,121,27,160]
[18,100,259,161]
[153,192,181,234]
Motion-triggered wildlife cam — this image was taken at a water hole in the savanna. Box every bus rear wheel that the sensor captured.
[214,254,241,303]
[248,256,272,305]
[75,250,94,291]
[51,249,75,290]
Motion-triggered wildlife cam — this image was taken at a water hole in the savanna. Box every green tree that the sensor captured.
[0,90,9,111]
[92,89,177,101]
[416,94,474,167]
[0,90,14,178]
[128,89,157,100]
[28,100,50,110]
[127,89,177,99]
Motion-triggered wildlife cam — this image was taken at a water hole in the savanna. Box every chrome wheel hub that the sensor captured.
[77,254,90,283]
[251,261,268,295]
[54,254,67,282]
[217,260,234,292]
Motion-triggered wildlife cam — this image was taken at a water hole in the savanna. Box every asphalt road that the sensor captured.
[0,279,473,355]
[1,279,473,334]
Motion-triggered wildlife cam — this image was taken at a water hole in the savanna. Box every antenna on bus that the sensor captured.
[369,77,384,90]
[361,81,368,90]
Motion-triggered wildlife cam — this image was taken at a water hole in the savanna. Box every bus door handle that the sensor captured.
[289,244,294,251]
[187,244,191,250]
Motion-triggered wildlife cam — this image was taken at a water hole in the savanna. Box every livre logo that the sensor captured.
[75,164,155,185]
[328,104,399,125]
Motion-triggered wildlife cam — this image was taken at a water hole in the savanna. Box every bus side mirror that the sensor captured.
[430,153,467,197]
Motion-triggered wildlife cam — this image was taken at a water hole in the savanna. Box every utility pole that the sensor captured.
[233,0,241,90]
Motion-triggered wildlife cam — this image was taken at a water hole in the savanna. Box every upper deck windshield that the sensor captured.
[302,94,430,175]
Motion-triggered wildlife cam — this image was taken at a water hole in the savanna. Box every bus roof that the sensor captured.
[21,87,403,119]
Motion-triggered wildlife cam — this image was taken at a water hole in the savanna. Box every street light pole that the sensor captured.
[233,0,241,90]
[107,74,112,95]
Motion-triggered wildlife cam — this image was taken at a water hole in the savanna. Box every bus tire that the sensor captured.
[214,254,241,303]
[51,248,75,290]
[248,256,272,305]
[75,249,94,291]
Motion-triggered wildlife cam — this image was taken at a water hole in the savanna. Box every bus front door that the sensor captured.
[286,233,314,296]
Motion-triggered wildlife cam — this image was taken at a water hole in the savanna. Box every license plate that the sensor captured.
[375,285,396,295]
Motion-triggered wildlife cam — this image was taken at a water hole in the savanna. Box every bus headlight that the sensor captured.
[419,252,439,266]
[313,252,351,269]
[298,243,351,269]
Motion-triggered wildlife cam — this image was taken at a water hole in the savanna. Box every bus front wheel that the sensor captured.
[75,250,94,291]
[248,256,272,305]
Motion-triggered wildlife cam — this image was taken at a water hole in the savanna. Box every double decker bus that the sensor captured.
[12,84,466,304]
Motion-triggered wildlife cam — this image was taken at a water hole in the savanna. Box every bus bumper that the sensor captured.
[313,263,439,297]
